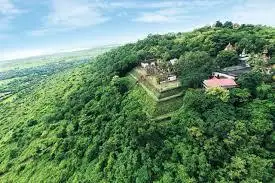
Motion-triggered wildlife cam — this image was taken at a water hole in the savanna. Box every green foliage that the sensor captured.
[223,21,233,29]
[170,89,274,182]
[237,71,263,96]
[215,21,223,27]
[256,84,272,99]
[229,88,251,105]
[0,23,274,182]
[177,51,214,88]
[206,87,230,102]
[216,50,239,68]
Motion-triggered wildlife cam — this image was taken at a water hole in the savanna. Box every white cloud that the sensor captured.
[0,0,22,15]
[30,0,229,35]
[23,0,275,38]
[30,0,108,36]
[48,0,108,27]
[0,0,22,28]
[134,8,190,23]
[132,0,226,23]
[110,1,185,9]
[228,0,275,26]
[0,0,24,38]
[111,0,225,10]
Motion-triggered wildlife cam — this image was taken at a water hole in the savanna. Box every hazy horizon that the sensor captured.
[0,43,120,62]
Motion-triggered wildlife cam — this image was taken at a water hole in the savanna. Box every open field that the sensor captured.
[0,46,116,72]
[0,77,19,85]
[0,45,116,103]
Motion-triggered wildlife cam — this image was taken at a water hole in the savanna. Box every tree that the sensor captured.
[229,88,251,105]
[223,21,233,29]
[236,38,254,53]
[215,21,223,27]
[248,56,267,73]
[177,51,214,88]
[216,50,239,68]
[237,72,263,96]
[206,87,230,102]
[256,84,272,99]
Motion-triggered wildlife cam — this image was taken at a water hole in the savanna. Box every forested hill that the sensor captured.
[0,23,274,182]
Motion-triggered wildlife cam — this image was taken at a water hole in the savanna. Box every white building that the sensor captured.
[141,62,149,68]
[212,72,236,80]
[168,75,177,82]
[239,49,249,63]
[169,58,178,65]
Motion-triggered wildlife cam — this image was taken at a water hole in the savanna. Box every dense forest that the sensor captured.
[0,22,274,182]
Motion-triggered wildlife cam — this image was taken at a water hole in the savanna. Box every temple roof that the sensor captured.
[225,43,235,51]
[204,77,237,88]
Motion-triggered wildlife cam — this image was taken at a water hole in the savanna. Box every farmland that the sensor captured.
[0,46,115,103]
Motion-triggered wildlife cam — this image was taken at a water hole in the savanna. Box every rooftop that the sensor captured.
[203,77,237,88]
[224,43,235,51]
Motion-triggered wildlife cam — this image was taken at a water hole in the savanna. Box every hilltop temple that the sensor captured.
[239,49,249,62]
[224,43,236,51]
[140,58,178,83]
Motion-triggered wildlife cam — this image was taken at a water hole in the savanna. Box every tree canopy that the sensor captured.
[0,23,274,183]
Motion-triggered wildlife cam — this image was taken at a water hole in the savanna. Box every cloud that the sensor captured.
[110,1,185,9]
[0,0,22,15]
[24,0,275,37]
[30,0,109,36]
[110,0,226,10]
[30,0,228,35]
[0,0,24,30]
[134,8,190,23]
[228,0,275,26]
[132,0,226,23]
[0,0,25,39]
[47,0,108,27]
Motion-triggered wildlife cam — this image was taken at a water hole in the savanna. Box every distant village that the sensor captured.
[139,43,273,90]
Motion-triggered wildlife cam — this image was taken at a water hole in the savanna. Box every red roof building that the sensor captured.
[203,77,237,89]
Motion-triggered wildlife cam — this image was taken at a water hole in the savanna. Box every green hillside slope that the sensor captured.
[0,23,274,182]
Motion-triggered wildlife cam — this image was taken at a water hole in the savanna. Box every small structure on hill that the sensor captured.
[203,77,237,89]
[212,72,236,80]
[239,49,249,62]
[168,75,177,82]
[233,23,240,29]
[140,58,179,83]
[239,48,251,68]
[215,48,251,78]
[141,62,149,68]
[222,65,251,77]
[169,58,178,66]
[224,43,236,51]
[150,62,156,67]
[141,60,158,75]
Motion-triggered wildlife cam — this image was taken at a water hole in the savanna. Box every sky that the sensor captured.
[0,0,275,61]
